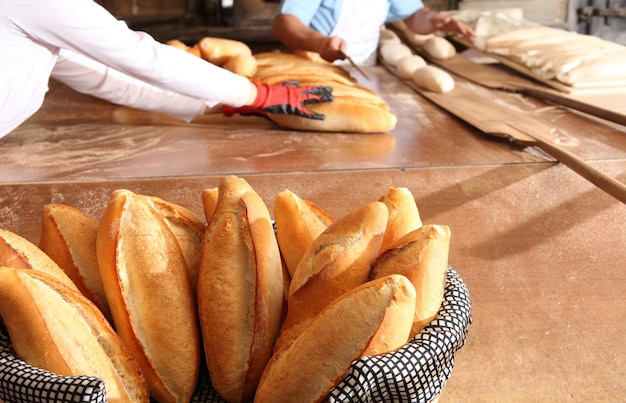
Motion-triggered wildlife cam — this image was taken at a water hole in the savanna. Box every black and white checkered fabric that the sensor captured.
[0,267,470,403]
[0,319,107,403]
[328,267,472,402]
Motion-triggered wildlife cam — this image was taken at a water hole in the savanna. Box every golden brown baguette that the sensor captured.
[141,195,206,294]
[254,274,416,403]
[223,53,258,77]
[198,176,283,403]
[0,228,79,292]
[0,266,149,403]
[273,189,334,278]
[370,224,451,338]
[198,37,252,66]
[378,187,423,254]
[268,96,398,133]
[39,204,112,322]
[97,189,201,403]
[274,201,389,352]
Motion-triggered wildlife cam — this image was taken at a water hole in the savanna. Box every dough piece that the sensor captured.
[423,36,456,60]
[395,55,427,80]
[379,42,413,66]
[379,27,401,45]
[412,65,455,93]
[223,53,258,77]
[407,33,435,47]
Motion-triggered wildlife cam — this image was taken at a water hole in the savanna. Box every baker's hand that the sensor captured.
[223,81,333,120]
[318,36,347,63]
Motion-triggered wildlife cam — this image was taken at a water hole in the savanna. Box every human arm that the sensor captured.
[403,7,475,40]
[272,14,346,63]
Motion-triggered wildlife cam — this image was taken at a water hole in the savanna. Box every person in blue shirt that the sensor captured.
[272,0,474,65]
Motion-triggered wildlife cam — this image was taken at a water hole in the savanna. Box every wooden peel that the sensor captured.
[397,71,626,204]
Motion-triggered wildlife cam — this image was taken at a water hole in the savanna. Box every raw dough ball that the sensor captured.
[379,42,413,66]
[412,65,455,93]
[423,36,456,60]
[379,28,401,45]
[395,55,427,80]
[407,33,434,47]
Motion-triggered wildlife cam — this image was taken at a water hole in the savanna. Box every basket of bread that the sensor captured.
[0,175,471,403]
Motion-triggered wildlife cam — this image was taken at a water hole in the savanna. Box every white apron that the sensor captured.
[330,0,388,66]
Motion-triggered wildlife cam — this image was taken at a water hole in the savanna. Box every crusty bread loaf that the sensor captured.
[198,37,252,66]
[97,189,201,403]
[273,201,389,352]
[223,53,258,77]
[0,266,149,402]
[370,224,451,338]
[378,187,423,254]
[268,96,398,133]
[254,274,416,403]
[198,176,283,403]
[39,204,112,322]
[273,189,334,278]
[141,195,205,294]
[0,228,79,292]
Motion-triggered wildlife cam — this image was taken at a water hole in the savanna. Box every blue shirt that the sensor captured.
[278,0,424,35]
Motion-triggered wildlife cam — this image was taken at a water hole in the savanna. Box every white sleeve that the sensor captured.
[16,0,252,108]
[52,49,205,122]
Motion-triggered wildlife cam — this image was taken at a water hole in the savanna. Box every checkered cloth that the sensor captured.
[0,267,471,403]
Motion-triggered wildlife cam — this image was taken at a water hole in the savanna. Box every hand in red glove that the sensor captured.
[223,81,333,120]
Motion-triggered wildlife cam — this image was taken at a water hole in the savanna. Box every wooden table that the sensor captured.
[1,64,625,402]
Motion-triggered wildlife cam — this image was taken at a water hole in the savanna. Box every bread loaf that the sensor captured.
[379,42,413,66]
[198,176,283,403]
[274,201,389,352]
[223,53,258,77]
[198,37,252,66]
[39,204,111,322]
[396,55,427,80]
[97,189,201,403]
[273,189,334,278]
[0,228,79,291]
[268,96,397,133]
[378,187,423,254]
[141,195,205,294]
[0,266,149,403]
[370,224,451,338]
[201,187,219,221]
[254,274,416,403]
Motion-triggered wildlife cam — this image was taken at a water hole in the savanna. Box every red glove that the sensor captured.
[223,81,333,120]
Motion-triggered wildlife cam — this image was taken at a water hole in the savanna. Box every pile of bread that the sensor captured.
[477,24,626,87]
[378,24,456,93]
[0,175,452,402]
[167,37,397,133]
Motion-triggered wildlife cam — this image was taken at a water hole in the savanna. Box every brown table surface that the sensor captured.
[1,63,625,401]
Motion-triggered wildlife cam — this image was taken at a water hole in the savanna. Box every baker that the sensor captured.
[272,0,475,65]
[0,0,333,139]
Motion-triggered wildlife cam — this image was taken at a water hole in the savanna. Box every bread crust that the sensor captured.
[255,274,415,403]
[378,187,423,254]
[371,224,451,338]
[274,201,389,352]
[198,176,283,403]
[0,266,149,403]
[39,204,112,322]
[0,228,79,291]
[96,189,200,403]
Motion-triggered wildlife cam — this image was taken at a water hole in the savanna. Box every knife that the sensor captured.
[339,50,371,81]
[388,62,626,204]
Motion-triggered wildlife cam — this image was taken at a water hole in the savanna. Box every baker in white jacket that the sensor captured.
[0,0,333,139]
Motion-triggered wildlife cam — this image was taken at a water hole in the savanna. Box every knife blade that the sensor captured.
[339,50,371,81]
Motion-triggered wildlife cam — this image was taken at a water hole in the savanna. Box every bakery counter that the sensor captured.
[0,164,625,401]
[2,65,625,183]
